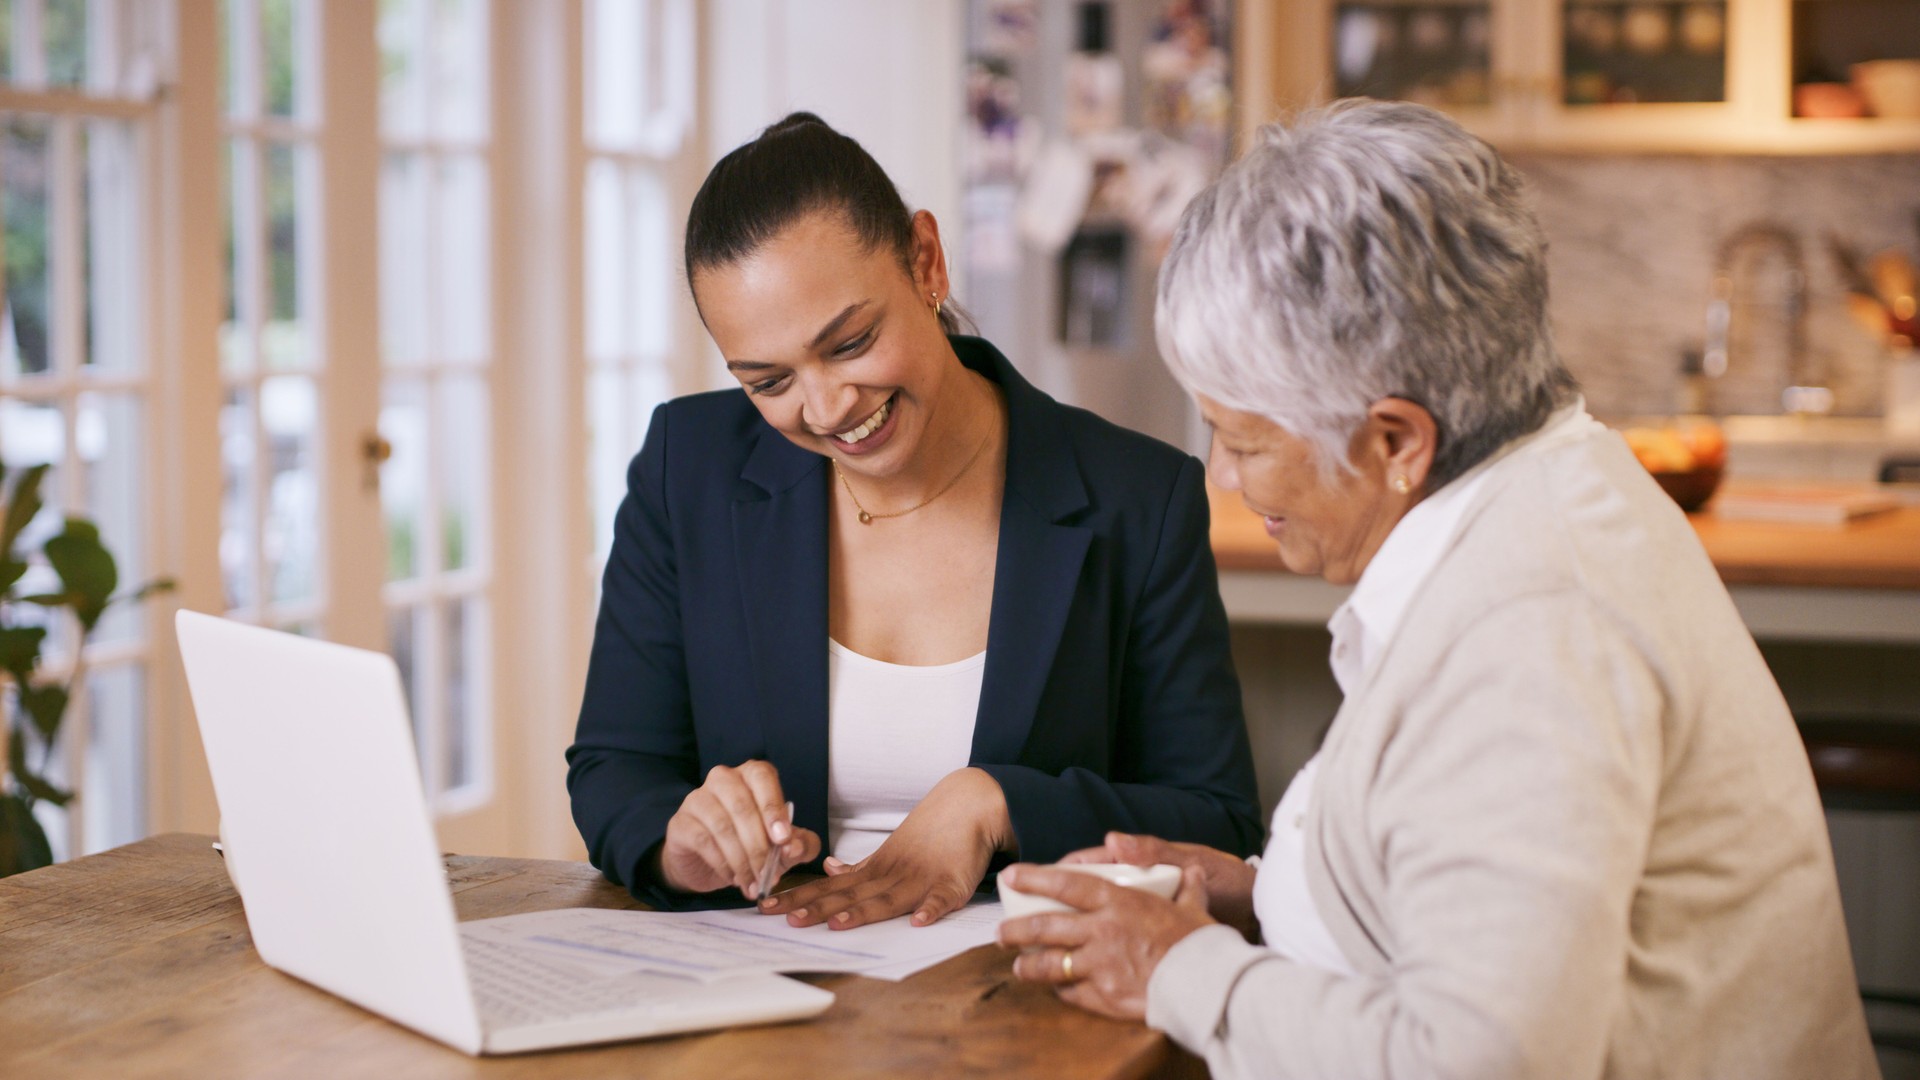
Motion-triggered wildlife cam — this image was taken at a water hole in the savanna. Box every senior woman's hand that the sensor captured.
[1062,831,1260,941]
[758,766,1012,930]
[997,863,1215,1021]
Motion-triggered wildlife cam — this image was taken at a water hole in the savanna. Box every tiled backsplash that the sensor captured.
[1508,153,1920,420]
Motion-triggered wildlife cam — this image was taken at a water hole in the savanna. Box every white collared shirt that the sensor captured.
[1328,398,1604,696]
[1254,398,1603,974]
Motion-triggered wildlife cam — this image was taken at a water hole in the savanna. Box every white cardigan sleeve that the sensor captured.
[1144,589,1665,1080]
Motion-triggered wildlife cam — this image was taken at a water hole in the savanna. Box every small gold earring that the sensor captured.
[932,293,943,317]
[1392,474,1413,495]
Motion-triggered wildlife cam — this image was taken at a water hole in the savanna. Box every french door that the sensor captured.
[0,0,168,860]
[216,0,509,849]
[5,0,708,863]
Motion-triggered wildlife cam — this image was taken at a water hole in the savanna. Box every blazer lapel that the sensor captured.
[964,339,1093,766]
[731,429,831,841]
[972,498,1092,764]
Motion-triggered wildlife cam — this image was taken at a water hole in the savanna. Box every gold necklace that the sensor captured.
[833,425,995,525]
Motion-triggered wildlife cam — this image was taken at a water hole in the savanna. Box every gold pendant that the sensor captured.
[858,511,873,524]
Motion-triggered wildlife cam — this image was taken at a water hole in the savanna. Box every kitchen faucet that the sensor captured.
[1702,222,1830,415]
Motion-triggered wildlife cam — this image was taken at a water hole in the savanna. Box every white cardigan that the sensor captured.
[1146,423,1876,1080]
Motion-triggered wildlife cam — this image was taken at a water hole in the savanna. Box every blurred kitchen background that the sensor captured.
[0,0,1916,1066]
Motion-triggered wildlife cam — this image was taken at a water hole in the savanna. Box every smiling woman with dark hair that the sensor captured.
[565,113,1262,931]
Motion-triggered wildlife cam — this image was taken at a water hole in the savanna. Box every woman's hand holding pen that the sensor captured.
[658,760,819,899]
[758,767,1012,930]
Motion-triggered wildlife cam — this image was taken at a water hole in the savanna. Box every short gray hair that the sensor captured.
[1156,99,1576,489]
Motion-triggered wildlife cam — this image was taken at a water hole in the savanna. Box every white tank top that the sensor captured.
[826,639,986,865]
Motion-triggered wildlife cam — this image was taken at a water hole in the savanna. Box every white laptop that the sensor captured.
[175,610,833,1056]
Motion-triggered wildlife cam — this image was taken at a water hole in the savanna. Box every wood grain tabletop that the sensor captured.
[1208,486,1920,591]
[0,834,1202,1080]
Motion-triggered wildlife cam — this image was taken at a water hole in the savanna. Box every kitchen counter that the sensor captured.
[1209,487,1920,644]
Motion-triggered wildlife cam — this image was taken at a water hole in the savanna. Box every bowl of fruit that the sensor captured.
[1621,420,1727,513]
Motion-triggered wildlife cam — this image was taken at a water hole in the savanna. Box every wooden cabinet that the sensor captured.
[1237,0,1920,153]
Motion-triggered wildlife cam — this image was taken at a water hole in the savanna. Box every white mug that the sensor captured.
[997,862,1182,919]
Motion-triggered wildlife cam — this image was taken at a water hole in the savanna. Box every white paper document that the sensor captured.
[461,900,1003,984]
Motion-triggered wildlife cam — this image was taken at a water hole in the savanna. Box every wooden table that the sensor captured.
[1209,487,1920,644]
[0,835,1200,1079]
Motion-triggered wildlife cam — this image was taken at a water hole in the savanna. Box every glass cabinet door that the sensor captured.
[1310,0,1529,143]
[1561,0,1728,105]
[1334,1,1497,109]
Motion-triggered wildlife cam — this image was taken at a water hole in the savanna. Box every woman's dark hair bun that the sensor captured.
[685,112,911,280]
[685,111,970,335]
[764,110,829,135]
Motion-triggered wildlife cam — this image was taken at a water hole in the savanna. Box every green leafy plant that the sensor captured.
[0,463,173,878]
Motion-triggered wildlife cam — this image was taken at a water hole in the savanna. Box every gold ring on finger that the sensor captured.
[1061,949,1076,982]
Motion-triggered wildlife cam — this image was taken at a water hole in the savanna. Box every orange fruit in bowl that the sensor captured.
[1684,422,1727,469]
[1624,427,1695,473]
[1619,420,1725,512]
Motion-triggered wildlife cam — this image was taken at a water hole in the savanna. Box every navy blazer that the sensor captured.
[567,336,1262,909]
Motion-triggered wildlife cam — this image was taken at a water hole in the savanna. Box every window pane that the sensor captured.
[4,117,55,380]
[262,0,297,117]
[226,0,257,119]
[91,0,164,99]
[650,0,694,155]
[222,141,253,374]
[442,596,484,791]
[77,391,143,646]
[379,153,430,366]
[380,376,427,582]
[437,375,487,574]
[629,168,671,357]
[407,602,434,787]
[584,159,626,362]
[263,141,311,370]
[0,396,67,556]
[380,0,429,140]
[434,155,489,364]
[44,0,85,88]
[81,664,145,855]
[389,603,421,747]
[220,385,257,611]
[629,364,671,457]
[586,0,642,149]
[588,366,626,561]
[0,392,62,468]
[0,2,13,82]
[586,0,691,155]
[433,0,488,142]
[260,374,317,605]
[84,120,141,372]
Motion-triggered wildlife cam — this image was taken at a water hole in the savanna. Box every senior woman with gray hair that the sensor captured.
[996,100,1877,1079]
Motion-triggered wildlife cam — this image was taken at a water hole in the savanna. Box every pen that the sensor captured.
[753,801,795,901]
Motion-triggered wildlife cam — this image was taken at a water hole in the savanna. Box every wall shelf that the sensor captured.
[1238,0,1920,155]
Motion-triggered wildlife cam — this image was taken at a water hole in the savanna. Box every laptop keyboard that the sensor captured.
[463,935,695,1029]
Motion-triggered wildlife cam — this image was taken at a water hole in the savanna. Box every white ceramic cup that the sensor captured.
[997,862,1183,919]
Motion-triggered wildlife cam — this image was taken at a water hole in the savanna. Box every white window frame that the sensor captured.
[0,4,168,860]
[137,0,718,861]
[377,0,499,820]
